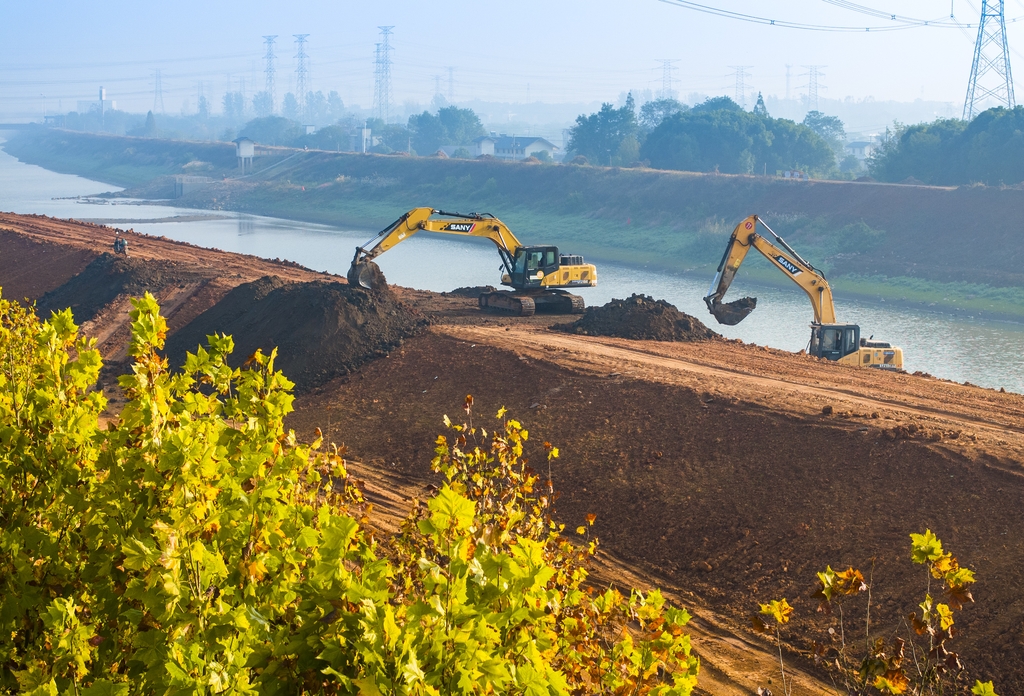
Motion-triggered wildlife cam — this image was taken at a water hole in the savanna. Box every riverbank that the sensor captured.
[7,127,1024,319]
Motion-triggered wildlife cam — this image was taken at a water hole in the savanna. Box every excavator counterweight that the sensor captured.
[348,207,596,316]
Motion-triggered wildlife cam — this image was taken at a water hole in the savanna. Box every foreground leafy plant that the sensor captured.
[0,290,699,695]
[753,529,997,695]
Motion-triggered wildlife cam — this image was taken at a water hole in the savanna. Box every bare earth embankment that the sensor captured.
[3,213,1024,694]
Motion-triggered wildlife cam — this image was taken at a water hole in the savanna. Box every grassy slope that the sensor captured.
[8,128,1024,318]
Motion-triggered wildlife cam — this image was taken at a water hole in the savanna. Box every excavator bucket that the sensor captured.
[347,260,388,290]
[705,296,757,325]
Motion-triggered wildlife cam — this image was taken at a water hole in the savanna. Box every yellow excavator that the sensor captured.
[348,207,597,316]
[704,215,904,370]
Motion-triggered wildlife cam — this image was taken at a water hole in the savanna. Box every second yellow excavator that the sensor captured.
[704,215,904,370]
[348,207,597,316]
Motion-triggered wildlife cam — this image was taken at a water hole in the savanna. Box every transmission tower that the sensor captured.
[373,26,394,122]
[446,66,455,103]
[729,66,752,108]
[152,69,164,113]
[294,34,310,116]
[964,0,1015,119]
[263,35,278,114]
[656,59,679,99]
[801,65,826,111]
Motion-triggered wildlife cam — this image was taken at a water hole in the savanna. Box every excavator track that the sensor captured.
[479,290,585,316]
[480,291,536,316]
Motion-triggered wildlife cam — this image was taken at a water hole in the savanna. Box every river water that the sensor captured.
[2,136,1022,394]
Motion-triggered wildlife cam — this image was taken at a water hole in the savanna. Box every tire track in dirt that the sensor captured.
[446,325,1024,441]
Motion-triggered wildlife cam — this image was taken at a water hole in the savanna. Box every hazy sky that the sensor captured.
[3,0,1023,119]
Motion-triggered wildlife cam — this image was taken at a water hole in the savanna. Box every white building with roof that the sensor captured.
[473,134,558,160]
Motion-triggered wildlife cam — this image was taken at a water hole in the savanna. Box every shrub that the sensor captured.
[0,290,699,695]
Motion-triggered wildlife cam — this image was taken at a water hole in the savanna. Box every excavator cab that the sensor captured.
[809,324,860,362]
[510,246,561,289]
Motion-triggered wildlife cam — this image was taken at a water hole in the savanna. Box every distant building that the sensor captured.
[77,87,116,114]
[846,140,878,161]
[473,133,558,160]
[233,137,255,173]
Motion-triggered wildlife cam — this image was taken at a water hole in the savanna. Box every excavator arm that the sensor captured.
[704,215,838,325]
[348,207,523,288]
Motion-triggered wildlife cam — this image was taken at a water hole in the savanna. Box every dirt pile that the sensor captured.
[554,294,720,341]
[165,277,427,392]
[441,285,497,298]
[38,253,210,323]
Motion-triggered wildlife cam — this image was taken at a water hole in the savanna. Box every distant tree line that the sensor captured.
[567,93,842,176]
[868,107,1024,185]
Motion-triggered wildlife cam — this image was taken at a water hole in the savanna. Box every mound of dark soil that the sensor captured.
[165,277,426,392]
[442,285,497,298]
[554,294,720,342]
[38,253,208,323]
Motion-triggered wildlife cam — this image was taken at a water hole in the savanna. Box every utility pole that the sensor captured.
[801,65,826,111]
[729,66,752,108]
[446,66,455,103]
[656,59,679,100]
[263,35,278,114]
[373,26,394,122]
[294,34,310,117]
[153,69,165,113]
[964,0,1015,119]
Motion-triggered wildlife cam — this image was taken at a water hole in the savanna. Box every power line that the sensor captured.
[658,0,969,31]
[964,0,1016,118]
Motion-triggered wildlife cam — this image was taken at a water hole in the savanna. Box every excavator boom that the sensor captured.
[704,215,837,325]
[349,207,522,288]
[347,207,596,316]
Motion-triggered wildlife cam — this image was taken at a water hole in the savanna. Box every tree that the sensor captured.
[282,92,300,121]
[197,94,210,120]
[253,91,273,117]
[143,110,157,136]
[691,96,743,114]
[239,115,303,146]
[567,93,639,166]
[408,106,485,155]
[222,92,244,121]
[0,291,701,694]
[305,90,329,124]
[639,105,835,176]
[869,108,1024,185]
[327,90,344,120]
[802,110,846,158]
[640,108,769,174]
[639,98,687,133]
[752,92,768,118]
